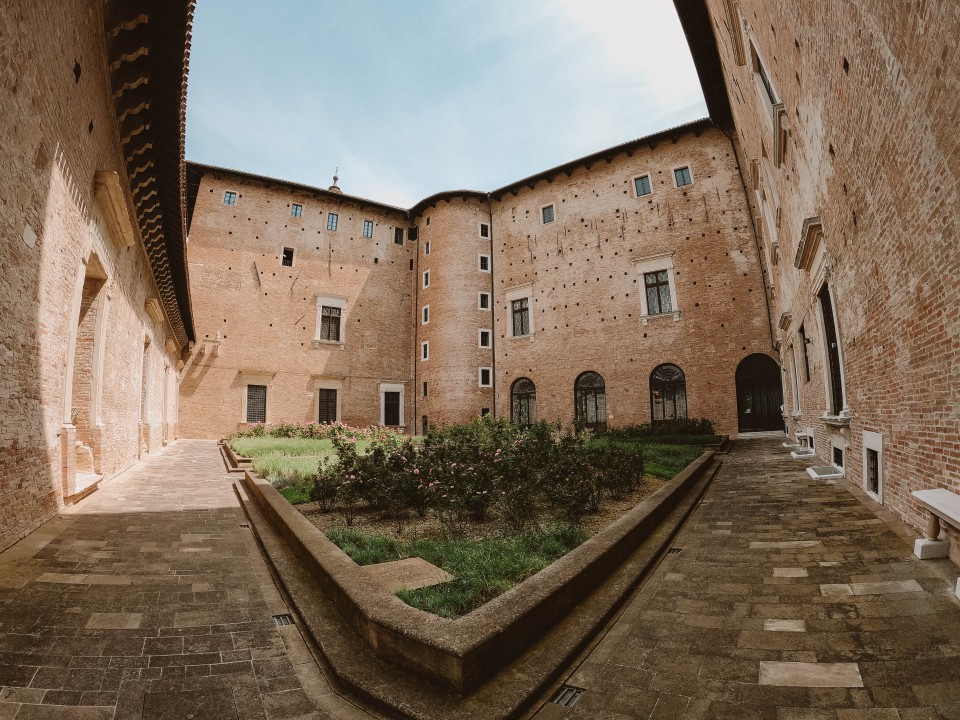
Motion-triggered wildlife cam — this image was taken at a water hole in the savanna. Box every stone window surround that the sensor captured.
[423,269,430,288]
[378,382,406,428]
[478,254,491,273]
[362,219,374,238]
[505,283,534,339]
[478,367,493,388]
[314,294,347,347]
[633,252,680,324]
[421,340,429,361]
[280,246,295,268]
[478,328,492,349]
[240,371,275,424]
[816,279,850,420]
[862,430,884,504]
[633,172,653,197]
[478,291,491,311]
[671,164,695,188]
[479,221,490,238]
[291,203,303,218]
[312,376,342,424]
[541,203,555,225]
[422,304,430,325]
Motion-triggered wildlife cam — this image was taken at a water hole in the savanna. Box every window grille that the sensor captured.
[246,385,267,423]
[320,306,341,341]
[512,297,530,336]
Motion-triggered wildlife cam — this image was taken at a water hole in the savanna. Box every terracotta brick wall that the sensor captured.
[698,0,960,532]
[0,1,184,551]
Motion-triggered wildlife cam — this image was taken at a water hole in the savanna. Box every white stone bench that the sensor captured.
[912,489,960,599]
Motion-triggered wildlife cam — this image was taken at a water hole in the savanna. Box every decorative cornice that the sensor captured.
[794,216,823,271]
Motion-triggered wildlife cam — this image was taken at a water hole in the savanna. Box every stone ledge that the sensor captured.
[240,450,717,695]
[219,440,252,473]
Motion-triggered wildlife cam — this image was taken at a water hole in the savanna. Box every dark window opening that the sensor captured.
[479,255,490,271]
[634,175,652,196]
[575,371,606,429]
[480,222,490,238]
[481,407,490,416]
[281,247,294,267]
[818,284,845,415]
[798,324,811,381]
[480,368,492,387]
[384,392,400,426]
[512,297,530,336]
[422,381,427,397]
[246,385,267,423]
[320,306,341,342]
[542,205,555,224]
[408,227,419,241]
[394,227,404,244]
[318,389,337,423]
[511,377,536,426]
[480,330,491,348]
[479,292,490,310]
[866,448,880,495]
[650,364,687,421]
[644,271,672,314]
[422,415,428,435]
[832,446,844,467]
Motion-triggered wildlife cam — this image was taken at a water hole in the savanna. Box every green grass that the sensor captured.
[278,483,313,505]
[230,437,368,495]
[586,436,707,481]
[327,525,588,618]
[230,437,337,459]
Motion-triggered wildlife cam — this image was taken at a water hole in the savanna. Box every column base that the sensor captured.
[914,537,950,560]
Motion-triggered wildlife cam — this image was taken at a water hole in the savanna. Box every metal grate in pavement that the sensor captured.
[550,685,586,707]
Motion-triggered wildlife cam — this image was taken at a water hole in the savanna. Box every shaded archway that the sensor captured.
[735,354,784,432]
[574,371,606,429]
[510,377,536,426]
[650,364,687,422]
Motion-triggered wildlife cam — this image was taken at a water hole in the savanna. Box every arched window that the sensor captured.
[575,371,606,428]
[511,378,536,426]
[650,364,687,422]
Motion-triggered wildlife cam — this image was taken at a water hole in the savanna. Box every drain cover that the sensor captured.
[550,685,585,707]
[272,614,294,626]
[667,547,683,555]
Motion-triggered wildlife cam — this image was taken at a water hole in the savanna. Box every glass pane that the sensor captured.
[647,286,661,314]
[659,285,672,313]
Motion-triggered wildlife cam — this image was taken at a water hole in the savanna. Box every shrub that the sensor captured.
[309,463,338,512]
[600,417,716,440]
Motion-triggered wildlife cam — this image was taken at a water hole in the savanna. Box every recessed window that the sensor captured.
[650,364,687,421]
[479,254,491,272]
[479,222,490,238]
[479,367,492,387]
[318,388,337,423]
[424,241,430,256]
[512,298,530,336]
[380,383,404,427]
[223,191,237,206]
[478,292,490,310]
[422,305,430,325]
[281,247,294,267]
[363,220,374,238]
[394,227,404,245]
[319,306,342,341]
[479,329,492,349]
[245,384,266,423]
[422,270,430,288]
[422,415,428,434]
[798,324,811,382]
[511,377,536,426]
[327,213,339,231]
[541,204,555,224]
[422,381,428,397]
[421,341,429,361]
[673,166,693,187]
[644,271,673,314]
[833,446,844,468]
[291,203,302,218]
[574,371,606,429]
[634,174,652,197]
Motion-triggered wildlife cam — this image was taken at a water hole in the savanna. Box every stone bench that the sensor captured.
[912,489,960,600]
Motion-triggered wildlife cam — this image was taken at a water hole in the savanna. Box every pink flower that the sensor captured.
[413,468,420,475]
[349,474,355,480]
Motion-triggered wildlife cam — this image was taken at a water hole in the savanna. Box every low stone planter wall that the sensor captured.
[242,450,716,693]
[219,440,252,473]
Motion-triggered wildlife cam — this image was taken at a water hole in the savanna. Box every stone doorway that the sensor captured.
[735,353,784,433]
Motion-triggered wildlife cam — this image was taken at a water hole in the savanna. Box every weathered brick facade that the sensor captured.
[0,1,195,551]
[182,122,774,438]
[675,0,960,539]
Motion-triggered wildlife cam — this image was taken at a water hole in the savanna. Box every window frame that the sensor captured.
[574,371,607,429]
[478,291,491,311]
[393,227,404,245]
[421,340,429,361]
[478,254,491,273]
[362,219,374,238]
[291,203,303,218]
[281,247,295,267]
[378,382,405,428]
[240,371,274,424]
[634,253,680,323]
[862,430,883,503]
[633,173,653,197]
[422,269,430,288]
[424,241,430,256]
[479,222,490,238]
[478,328,492,349]
[422,305,430,325]
[672,165,694,188]
[478,367,493,388]
[327,212,339,231]
[313,377,342,424]
[244,384,268,424]
[314,294,347,345]
[510,377,536,426]
[649,363,688,422]
[505,284,534,338]
[223,190,237,206]
[541,204,556,224]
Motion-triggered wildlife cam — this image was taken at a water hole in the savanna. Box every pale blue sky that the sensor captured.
[185,0,706,207]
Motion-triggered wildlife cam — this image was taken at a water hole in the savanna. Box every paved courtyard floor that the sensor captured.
[2,438,959,720]
[533,438,960,720]
[0,441,374,720]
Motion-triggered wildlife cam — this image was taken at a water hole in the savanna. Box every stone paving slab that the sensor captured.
[0,441,375,720]
[362,558,454,593]
[534,438,960,719]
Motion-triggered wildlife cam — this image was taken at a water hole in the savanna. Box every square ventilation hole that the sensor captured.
[667,547,683,555]
[550,685,586,708]
[273,614,294,627]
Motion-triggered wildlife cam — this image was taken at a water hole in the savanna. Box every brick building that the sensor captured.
[674,0,960,546]
[181,120,776,439]
[0,1,196,551]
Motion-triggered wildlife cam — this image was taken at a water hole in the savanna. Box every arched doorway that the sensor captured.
[735,354,784,432]
[510,377,536,426]
[650,364,687,422]
[574,371,606,429]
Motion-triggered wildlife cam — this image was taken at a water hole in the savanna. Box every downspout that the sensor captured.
[411,218,420,434]
[486,194,497,419]
[715,121,777,353]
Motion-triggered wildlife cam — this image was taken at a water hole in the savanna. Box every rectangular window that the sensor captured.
[327,213,338,231]
[384,392,400,426]
[541,204,555,224]
[408,227,419,241]
[291,203,302,218]
[394,227,404,245]
[422,381,428,397]
[281,247,294,267]
[479,329,491,348]
[479,222,490,238]
[818,284,846,415]
[798,324,811,381]
[479,367,492,387]
[512,297,530,336]
[421,415,428,435]
[363,220,374,238]
[866,448,880,495]
[224,191,237,206]
[481,407,490,416]
[479,254,490,272]
[832,446,844,468]
[673,166,693,187]
[422,305,429,325]
[752,45,779,107]
[478,292,490,310]
[320,306,341,341]
[425,241,430,256]
[634,175,652,197]
[421,341,429,361]
[318,389,337,423]
[644,271,673,314]
[245,385,266,423]
[409,258,414,271]
[423,270,430,288]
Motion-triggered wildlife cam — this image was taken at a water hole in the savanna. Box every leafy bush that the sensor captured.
[600,417,716,440]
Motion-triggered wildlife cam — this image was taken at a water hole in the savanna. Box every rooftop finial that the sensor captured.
[329,167,341,193]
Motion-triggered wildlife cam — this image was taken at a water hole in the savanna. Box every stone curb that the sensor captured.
[241,450,717,694]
